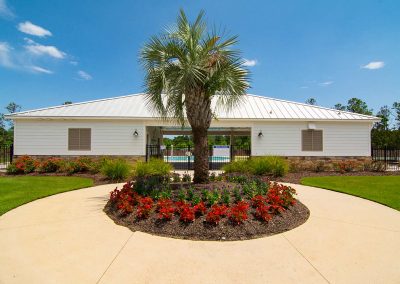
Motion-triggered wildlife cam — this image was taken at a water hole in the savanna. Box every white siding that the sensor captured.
[14,120,145,156]
[251,121,372,156]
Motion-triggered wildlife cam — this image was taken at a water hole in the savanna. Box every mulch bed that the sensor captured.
[104,199,310,241]
[275,171,400,184]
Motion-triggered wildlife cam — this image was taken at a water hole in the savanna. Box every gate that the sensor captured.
[146,144,250,170]
[0,144,13,169]
[371,147,400,171]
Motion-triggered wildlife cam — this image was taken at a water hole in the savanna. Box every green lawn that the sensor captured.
[0,176,93,215]
[301,176,400,211]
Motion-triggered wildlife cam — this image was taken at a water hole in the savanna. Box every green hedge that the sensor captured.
[223,156,289,177]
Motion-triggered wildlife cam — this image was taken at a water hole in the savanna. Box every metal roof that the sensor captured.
[8,93,379,121]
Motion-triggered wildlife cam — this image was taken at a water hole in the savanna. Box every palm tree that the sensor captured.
[140,10,250,183]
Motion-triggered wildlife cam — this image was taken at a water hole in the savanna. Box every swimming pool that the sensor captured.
[164,156,230,162]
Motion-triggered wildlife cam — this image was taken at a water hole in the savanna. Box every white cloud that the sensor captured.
[77,70,92,80]
[30,65,53,74]
[300,86,309,89]
[0,42,53,75]
[24,38,66,59]
[242,58,258,67]
[70,61,78,66]
[0,0,14,18]
[319,81,334,86]
[18,21,52,37]
[0,42,14,68]
[362,61,384,70]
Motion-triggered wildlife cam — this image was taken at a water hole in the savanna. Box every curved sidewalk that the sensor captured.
[0,183,399,284]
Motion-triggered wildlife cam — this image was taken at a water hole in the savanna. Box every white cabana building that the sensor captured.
[7,93,379,168]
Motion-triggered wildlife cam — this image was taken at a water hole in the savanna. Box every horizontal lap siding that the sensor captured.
[14,120,145,156]
[252,121,372,156]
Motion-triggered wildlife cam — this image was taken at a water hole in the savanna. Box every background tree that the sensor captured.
[63,101,72,105]
[346,98,373,115]
[305,98,317,105]
[393,102,400,130]
[141,10,249,182]
[6,102,21,114]
[375,105,391,130]
[334,103,346,111]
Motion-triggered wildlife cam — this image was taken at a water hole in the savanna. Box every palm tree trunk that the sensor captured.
[192,126,209,183]
[186,92,212,183]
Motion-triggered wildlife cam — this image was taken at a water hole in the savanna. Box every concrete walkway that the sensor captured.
[0,183,399,284]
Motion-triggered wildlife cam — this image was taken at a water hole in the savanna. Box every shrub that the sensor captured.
[133,158,172,177]
[88,157,109,174]
[38,157,63,173]
[223,156,288,177]
[7,155,38,174]
[133,159,172,194]
[334,160,357,173]
[313,161,325,173]
[222,160,249,174]
[182,173,191,182]
[171,172,181,182]
[101,159,131,181]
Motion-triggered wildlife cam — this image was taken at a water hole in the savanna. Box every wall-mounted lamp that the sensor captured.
[258,131,263,137]
[133,130,139,136]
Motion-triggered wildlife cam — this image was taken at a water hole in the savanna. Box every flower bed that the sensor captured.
[104,174,310,241]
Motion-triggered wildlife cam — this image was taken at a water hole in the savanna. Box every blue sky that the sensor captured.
[0,0,399,114]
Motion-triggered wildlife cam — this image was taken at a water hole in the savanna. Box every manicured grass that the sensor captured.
[0,176,93,215]
[301,176,400,211]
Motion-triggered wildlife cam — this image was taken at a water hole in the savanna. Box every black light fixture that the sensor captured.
[133,130,139,136]
[258,131,263,137]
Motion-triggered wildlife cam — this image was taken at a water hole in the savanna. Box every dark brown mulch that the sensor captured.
[275,171,400,184]
[104,200,310,241]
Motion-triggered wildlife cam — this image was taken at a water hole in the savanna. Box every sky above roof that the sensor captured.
[0,0,399,114]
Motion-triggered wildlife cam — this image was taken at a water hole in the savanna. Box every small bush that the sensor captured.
[133,158,172,178]
[223,156,288,177]
[222,160,249,174]
[7,155,38,174]
[38,157,63,173]
[101,159,131,181]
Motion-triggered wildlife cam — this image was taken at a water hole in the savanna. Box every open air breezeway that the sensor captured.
[145,126,251,170]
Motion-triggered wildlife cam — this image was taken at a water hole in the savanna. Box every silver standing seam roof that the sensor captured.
[7,93,379,121]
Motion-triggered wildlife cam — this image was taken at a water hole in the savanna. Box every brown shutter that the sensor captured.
[79,129,91,150]
[302,130,313,151]
[68,129,80,150]
[302,129,323,151]
[68,128,91,151]
[313,130,323,151]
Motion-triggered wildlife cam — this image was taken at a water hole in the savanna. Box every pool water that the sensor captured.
[164,156,230,162]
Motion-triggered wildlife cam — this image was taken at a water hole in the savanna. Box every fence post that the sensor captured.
[384,146,387,171]
[230,144,234,163]
[9,144,14,163]
[187,145,191,170]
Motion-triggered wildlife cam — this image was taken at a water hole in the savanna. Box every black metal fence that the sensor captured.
[0,144,13,169]
[146,144,250,170]
[371,147,400,171]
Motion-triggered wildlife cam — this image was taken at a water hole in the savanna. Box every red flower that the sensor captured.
[228,201,249,224]
[179,204,195,223]
[206,204,228,225]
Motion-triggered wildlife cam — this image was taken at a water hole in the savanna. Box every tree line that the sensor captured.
[306,97,400,148]
[0,102,21,145]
